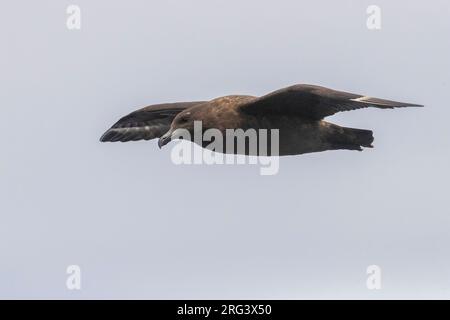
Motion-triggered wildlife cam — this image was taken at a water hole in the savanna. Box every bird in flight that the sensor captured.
[100,84,423,156]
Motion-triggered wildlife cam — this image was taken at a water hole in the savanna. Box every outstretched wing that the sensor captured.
[100,101,205,142]
[240,84,423,120]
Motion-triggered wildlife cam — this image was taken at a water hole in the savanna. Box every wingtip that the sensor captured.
[407,102,424,108]
[99,129,114,142]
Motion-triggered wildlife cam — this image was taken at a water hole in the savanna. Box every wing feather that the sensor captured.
[240,84,423,119]
[100,101,205,142]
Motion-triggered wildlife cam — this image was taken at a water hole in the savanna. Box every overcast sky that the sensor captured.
[1,0,450,299]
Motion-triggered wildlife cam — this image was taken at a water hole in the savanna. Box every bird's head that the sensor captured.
[158,108,203,148]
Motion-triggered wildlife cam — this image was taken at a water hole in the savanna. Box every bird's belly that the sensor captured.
[192,111,331,156]
[267,118,327,156]
[209,116,328,156]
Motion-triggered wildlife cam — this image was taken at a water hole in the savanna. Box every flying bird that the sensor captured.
[100,84,423,156]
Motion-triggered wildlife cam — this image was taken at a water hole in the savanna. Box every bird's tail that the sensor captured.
[348,127,374,148]
[328,126,374,151]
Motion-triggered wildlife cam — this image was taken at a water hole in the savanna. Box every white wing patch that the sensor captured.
[351,96,372,103]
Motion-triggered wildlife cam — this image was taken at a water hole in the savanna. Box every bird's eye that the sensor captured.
[179,116,188,123]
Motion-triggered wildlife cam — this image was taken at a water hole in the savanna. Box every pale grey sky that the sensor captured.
[1,0,449,299]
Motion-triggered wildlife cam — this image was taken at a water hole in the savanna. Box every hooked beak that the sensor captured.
[158,130,172,149]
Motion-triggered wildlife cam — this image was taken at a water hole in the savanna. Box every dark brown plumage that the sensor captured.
[100,84,423,156]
